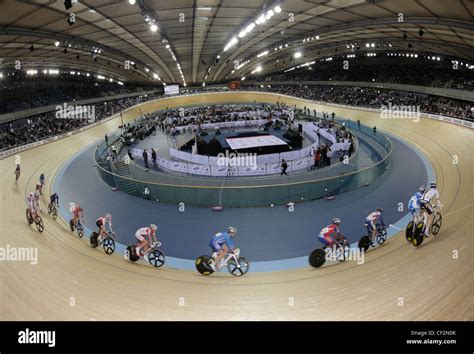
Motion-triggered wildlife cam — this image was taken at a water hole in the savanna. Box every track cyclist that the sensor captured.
[26,189,41,220]
[318,218,343,248]
[134,224,159,258]
[365,208,385,247]
[38,173,45,195]
[209,226,238,270]
[408,186,425,216]
[420,182,442,237]
[71,204,84,228]
[96,213,114,243]
[48,192,59,212]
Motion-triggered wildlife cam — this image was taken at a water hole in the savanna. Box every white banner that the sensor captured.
[169,161,188,173]
[210,165,231,176]
[188,163,211,176]
[191,154,209,165]
[291,157,312,171]
[266,162,283,174]
[157,157,170,170]
[238,165,266,176]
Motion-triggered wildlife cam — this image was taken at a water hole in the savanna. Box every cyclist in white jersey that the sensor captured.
[419,182,441,237]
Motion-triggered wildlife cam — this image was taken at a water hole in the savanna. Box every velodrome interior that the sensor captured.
[0,0,473,321]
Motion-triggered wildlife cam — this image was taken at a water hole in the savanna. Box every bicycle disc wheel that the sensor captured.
[195,255,214,275]
[405,221,414,242]
[412,222,425,247]
[308,249,326,268]
[358,236,371,252]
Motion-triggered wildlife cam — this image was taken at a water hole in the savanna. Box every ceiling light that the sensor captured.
[274,6,282,13]
[150,24,158,32]
[294,52,302,58]
[54,41,60,47]
[128,0,136,4]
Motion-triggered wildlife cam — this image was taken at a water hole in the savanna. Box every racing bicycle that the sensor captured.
[69,218,84,238]
[406,207,442,247]
[358,223,387,252]
[309,237,350,268]
[125,241,165,267]
[90,230,116,254]
[195,248,249,276]
[26,208,44,233]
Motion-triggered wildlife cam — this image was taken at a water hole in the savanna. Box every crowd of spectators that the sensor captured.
[243,84,473,121]
[0,93,161,150]
[0,83,239,151]
[260,59,474,90]
[150,103,292,135]
[0,74,158,113]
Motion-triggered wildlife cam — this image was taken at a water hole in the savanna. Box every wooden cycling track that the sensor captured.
[1,92,472,321]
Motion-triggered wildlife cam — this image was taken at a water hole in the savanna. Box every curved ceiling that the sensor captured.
[0,0,473,85]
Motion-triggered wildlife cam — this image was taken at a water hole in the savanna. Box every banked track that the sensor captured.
[0,92,472,320]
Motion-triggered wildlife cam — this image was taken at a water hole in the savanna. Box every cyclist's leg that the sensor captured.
[143,235,152,254]
[425,206,434,236]
[98,225,106,241]
[134,231,146,256]
[28,201,35,220]
[217,245,229,266]
[365,221,375,242]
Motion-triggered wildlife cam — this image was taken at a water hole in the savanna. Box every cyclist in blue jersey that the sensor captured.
[48,192,59,212]
[408,185,425,216]
[209,226,237,270]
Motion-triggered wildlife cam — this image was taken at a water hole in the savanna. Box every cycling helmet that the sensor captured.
[377,207,383,213]
[418,185,426,193]
[150,224,158,232]
[105,213,112,221]
[430,182,436,188]
[332,218,341,225]
[35,184,41,190]
[227,226,237,235]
